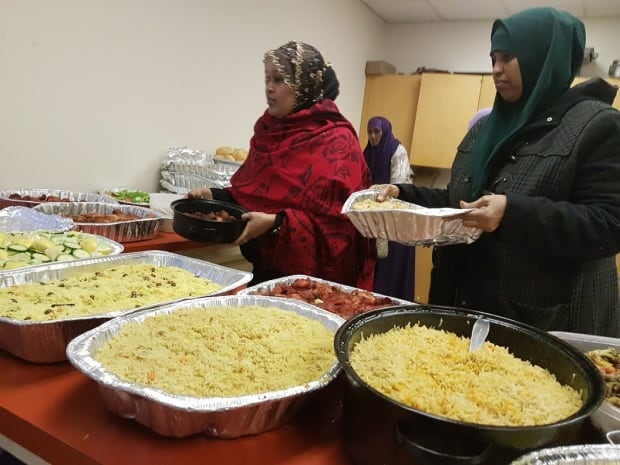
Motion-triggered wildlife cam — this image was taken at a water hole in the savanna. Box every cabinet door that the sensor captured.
[359,75,422,154]
[409,74,482,168]
[478,74,496,109]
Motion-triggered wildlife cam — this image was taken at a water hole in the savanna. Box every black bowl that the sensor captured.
[171,199,247,243]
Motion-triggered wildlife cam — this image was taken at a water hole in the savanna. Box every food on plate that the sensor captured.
[106,189,150,205]
[351,198,409,211]
[0,231,116,270]
[251,277,398,318]
[66,210,154,223]
[0,263,221,321]
[585,348,620,407]
[95,305,334,397]
[183,209,240,222]
[350,323,583,426]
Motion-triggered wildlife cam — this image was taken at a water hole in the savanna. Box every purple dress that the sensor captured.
[364,117,416,302]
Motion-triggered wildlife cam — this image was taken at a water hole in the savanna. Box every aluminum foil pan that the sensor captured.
[66,294,344,438]
[32,202,164,243]
[342,189,482,247]
[0,188,118,209]
[161,170,231,191]
[0,250,252,363]
[238,274,416,319]
[0,206,75,232]
[510,444,620,464]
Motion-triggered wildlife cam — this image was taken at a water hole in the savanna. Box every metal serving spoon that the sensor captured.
[469,318,490,352]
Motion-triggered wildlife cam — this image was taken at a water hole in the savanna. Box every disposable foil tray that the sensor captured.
[237,274,416,319]
[66,294,344,438]
[0,250,252,363]
[342,189,482,246]
[550,331,620,434]
[33,202,164,243]
[510,444,620,464]
[0,188,117,209]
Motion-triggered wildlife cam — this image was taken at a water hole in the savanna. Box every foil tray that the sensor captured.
[0,206,75,232]
[550,331,620,434]
[510,444,620,464]
[0,250,253,363]
[32,202,164,243]
[237,274,416,319]
[342,189,482,247]
[66,294,344,438]
[0,188,117,209]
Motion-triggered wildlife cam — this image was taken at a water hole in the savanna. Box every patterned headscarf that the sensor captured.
[468,7,585,198]
[363,116,400,184]
[264,41,340,112]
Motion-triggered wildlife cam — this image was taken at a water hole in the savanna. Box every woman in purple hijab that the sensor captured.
[363,116,415,301]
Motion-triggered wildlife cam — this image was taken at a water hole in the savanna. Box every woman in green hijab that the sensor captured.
[373,7,620,336]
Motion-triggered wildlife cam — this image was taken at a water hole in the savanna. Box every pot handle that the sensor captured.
[395,418,491,465]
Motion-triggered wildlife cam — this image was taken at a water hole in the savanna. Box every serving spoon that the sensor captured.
[469,318,490,352]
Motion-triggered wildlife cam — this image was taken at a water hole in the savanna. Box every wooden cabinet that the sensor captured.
[358,74,422,153]
[478,74,496,109]
[409,73,483,168]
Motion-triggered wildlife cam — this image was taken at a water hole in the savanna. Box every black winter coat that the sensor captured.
[398,78,620,336]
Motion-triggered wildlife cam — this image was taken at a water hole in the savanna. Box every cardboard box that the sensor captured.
[365,60,396,75]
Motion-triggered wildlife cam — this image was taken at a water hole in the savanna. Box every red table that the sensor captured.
[120,232,206,254]
[0,351,350,465]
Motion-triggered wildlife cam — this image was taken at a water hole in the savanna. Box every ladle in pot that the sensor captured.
[469,318,490,352]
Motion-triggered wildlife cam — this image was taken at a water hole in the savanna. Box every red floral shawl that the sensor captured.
[227,99,375,289]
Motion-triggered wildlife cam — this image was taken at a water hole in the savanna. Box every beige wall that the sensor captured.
[384,17,620,77]
[0,0,385,192]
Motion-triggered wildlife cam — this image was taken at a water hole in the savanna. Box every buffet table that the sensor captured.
[0,351,348,465]
[120,232,206,254]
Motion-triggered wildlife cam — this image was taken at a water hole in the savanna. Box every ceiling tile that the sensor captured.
[361,0,441,22]
[504,0,586,17]
[429,0,508,21]
[586,0,620,17]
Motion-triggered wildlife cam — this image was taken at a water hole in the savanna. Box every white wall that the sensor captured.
[384,17,620,77]
[0,0,384,192]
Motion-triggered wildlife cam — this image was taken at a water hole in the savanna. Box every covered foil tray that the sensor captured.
[66,294,344,438]
[0,250,252,363]
[0,188,117,209]
[0,206,75,232]
[32,202,164,243]
[237,274,416,319]
[510,444,620,464]
[342,189,482,246]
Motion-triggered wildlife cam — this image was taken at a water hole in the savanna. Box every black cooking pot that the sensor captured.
[171,199,248,243]
[334,305,605,465]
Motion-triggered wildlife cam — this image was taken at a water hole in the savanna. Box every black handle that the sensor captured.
[396,418,491,465]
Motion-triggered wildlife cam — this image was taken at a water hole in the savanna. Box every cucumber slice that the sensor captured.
[31,253,51,262]
[56,254,75,262]
[72,249,91,259]
[7,244,28,253]
[63,241,82,250]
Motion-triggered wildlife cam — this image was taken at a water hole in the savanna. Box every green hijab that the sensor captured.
[469,7,585,198]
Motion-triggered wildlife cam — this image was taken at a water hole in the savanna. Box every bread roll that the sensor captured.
[232,149,248,161]
[215,146,233,156]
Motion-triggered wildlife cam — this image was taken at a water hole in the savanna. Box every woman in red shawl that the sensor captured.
[188,41,375,289]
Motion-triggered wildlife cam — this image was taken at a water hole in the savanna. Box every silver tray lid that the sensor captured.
[342,189,482,246]
[66,294,344,410]
[0,206,75,232]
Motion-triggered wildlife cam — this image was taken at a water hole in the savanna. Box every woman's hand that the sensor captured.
[459,195,507,232]
[371,184,400,202]
[234,212,278,246]
[186,188,213,200]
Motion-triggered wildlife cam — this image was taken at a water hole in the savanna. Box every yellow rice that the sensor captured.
[350,323,583,426]
[0,263,222,321]
[95,305,335,397]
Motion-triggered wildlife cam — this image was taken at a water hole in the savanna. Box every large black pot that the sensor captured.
[334,305,605,465]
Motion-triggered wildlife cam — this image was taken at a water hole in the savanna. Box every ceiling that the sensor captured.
[359,0,620,23]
